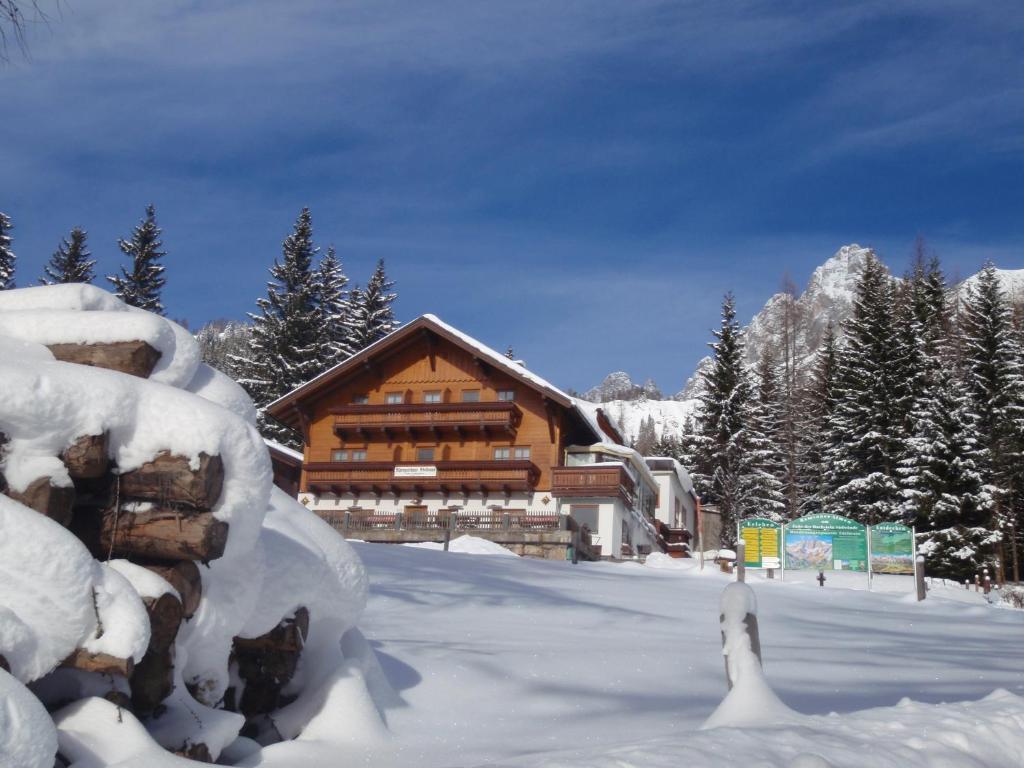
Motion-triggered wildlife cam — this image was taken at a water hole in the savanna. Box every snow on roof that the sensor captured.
[570,397,624,444]
[267,314,609,443]
[264,438,303,463]
[644,456,695,494]
[566,441,658,490]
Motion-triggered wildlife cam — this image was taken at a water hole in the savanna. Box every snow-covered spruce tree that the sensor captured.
[959,263,1024,580]
[344,259,398,351]
[796,322,839,514]
[898,364,996,581]
[108,204,166,314]
[696,293,754,545]
[41,227,95,285]
[743,352,787,522]
[315,245,353,368]
[823,253,906,525]
[232,208,325,445]
[0,211,15,289]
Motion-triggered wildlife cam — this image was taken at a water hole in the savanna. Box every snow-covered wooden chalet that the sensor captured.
[265,314,663,560]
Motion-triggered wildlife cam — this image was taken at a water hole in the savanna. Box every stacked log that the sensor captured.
[45,340,162,378]
[131,593,184,713]
[230,608,310,718]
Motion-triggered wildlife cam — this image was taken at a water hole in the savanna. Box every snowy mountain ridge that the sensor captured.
[589,245,1024,445]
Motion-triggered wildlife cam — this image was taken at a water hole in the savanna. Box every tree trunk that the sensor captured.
[117,452,224,510]
[100,507,228,562]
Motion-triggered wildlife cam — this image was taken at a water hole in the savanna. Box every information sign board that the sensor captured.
[870,522,915,575]
[739,518,782,569]
[785,513,867,572]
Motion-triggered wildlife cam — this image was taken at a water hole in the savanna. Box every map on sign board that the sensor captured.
[739,518,782,569]
[870,522,915,574]
[785,513,867,572]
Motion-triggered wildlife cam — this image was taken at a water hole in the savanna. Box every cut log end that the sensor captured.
[142,561,202,619]
[2,477,75,527]
[46,340,162,379]
[62,433,110,480]
[61,649,134,678]
[117,452,225,511]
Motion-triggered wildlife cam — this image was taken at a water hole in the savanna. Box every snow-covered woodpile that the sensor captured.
[0,285,392,766]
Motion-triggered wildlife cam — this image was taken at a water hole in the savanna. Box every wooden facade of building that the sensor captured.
[266,315,662,559]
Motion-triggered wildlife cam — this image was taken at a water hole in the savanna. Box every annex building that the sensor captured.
[266,314,696,560]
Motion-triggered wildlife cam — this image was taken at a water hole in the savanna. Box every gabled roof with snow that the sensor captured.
[264,438,303,466]
[266,314,618,445]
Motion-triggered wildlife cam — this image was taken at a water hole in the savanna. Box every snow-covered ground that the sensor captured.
[355,541,1024,767]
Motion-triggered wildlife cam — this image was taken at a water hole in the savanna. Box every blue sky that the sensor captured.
[2,1,1023,393]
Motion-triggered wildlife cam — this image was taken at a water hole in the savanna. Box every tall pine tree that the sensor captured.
[233,208,325,445]
[41,227,95,285]
[108,205,166,313]
[797,322,839,514]
[345,259,398,351]
[824,253,906,524]
[315,245,353,367]
[0,211,15,289]
[743,352,787,521]
[696,293,754,545]
[959,263,1024,580]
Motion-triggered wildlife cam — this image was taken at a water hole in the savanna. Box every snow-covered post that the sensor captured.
[719,582,761,690]
[983,567,992,595]
[704,582,794,729]
[736,539,746,583]
[915,555,926,601]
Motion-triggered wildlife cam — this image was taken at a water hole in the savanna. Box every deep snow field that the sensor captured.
[354,541,1024,767]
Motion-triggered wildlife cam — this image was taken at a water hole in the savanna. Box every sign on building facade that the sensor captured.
[739,518,782,570]
[784,513,867,572]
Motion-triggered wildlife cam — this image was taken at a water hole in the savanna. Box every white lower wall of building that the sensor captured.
[301,490,558,515]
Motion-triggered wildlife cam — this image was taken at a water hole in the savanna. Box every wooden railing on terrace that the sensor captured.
[304,460,540,494]
[331,402,521,439]
[550,464,635,505]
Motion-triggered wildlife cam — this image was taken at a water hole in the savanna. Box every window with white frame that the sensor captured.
[497,389,515,401]
[352,394,369,404]
[385,392,404,404]
[461,389,480,402]
[351,449,367,461]
[331,450,349,462]
[493,447,511,460]
[417,447,435,462]
[423,391,442,403]
[513,446,531,460]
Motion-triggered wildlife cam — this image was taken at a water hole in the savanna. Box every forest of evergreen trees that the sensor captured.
[0,207,399,447]
[652,252,1024,583]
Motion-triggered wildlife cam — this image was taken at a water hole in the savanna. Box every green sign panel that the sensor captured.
[870,522,914,575]
[785,513,867,572]
[739,518,782,569]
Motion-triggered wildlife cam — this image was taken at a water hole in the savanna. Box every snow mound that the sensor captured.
[0,669,58,768]
[404,535,519,557]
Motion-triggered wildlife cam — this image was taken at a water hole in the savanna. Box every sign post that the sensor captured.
[784,513,867,573]
[738,518,783,577]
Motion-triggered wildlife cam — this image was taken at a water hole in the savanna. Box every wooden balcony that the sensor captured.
[330,402,521,440]
[551,464,635,505]
[304,460,540,495]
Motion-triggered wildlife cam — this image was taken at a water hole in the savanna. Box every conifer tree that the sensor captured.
[696,293,753,545]
[232,208,324,445]
[41,227,95,285]
[633,415,658,456]
[108,205,166,314]
[0,211,15,289]
[824,254,905,524]
[315,245,352,367]
[743,352,787,521]
[959,263,1024,580]
[898,364,996,580]
[345,259,398,351]
[797,322,839,514]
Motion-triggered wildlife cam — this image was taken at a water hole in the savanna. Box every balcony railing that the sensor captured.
[304,459,540,495]
[330,402,521,440]
[551,464,635,505]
